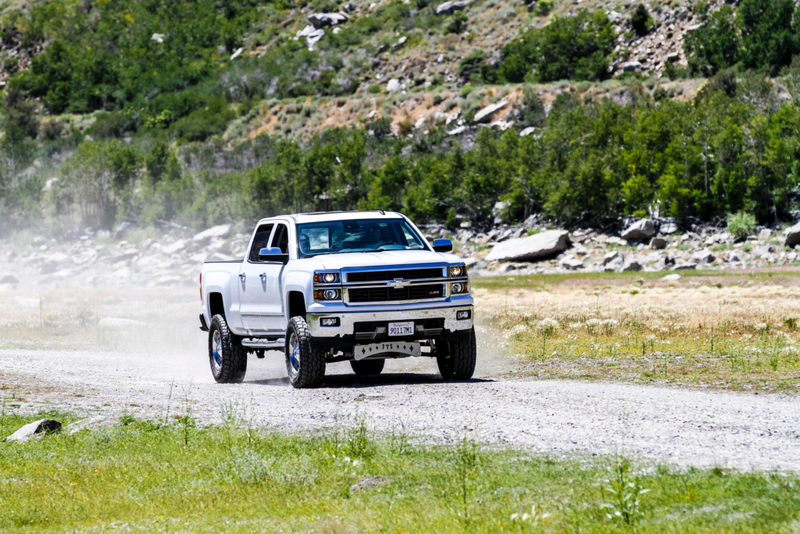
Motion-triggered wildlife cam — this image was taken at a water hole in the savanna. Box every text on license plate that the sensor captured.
[388,321,414,336]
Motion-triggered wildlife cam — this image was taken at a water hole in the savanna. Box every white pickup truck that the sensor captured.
[199,211,475,388]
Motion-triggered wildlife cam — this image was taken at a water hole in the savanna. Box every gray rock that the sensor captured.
[351,475,387,492]
[393,36,407,50]
[662,273,682,281]
[660,222,678,234]
[603,250,624,265]
[463,257,480,267]
[33,236,47,246]
[193,224,233,245]
[40,252,70,274]
[386,78,401,92]
[784,222,800,247]
[621,219,656,241]
[307,12,349,27]
[67,416,115,435]
[473,99,509,123]
[561,257,584,270]
[758,228,772,241]
[623,60,642,72]
[650,237,667,250]
[498,263,517,272]
[485,230,570,262]
[5,419,61,443]
[622,259,642,272]
[674,262,697,270]
[435,0,471,15]
[162,239,189,255]
[752,245,774,259]
[693,250,715,264]
[519,127,536,137]
[729,253,741,262]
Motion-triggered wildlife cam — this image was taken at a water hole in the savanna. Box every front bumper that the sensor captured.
[306,305,474,349]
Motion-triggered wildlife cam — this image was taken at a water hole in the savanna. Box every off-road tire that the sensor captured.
[208,314,247,383]
[350,359,385,376]
[285,316,326,388]
[437,327,476,380]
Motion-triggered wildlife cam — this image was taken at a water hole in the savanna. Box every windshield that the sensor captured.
[297,219,428,258]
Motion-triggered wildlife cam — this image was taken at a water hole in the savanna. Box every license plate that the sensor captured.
[388,321,414,336]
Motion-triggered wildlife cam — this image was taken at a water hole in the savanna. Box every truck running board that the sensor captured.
[241,338,285,349]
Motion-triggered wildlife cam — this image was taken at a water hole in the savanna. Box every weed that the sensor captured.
[454,430,481,529]
[601,458,651,525]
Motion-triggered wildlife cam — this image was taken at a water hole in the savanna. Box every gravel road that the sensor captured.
[3,340,800,473]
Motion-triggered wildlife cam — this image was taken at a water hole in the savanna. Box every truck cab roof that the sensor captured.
[256,211,405,226]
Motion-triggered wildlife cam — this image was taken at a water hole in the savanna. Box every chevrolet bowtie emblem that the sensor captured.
[390,278,408,289]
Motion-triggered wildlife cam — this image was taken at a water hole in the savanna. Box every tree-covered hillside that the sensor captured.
[2,0,800,235]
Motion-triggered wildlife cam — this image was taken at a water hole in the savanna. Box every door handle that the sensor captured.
[259,273,267,280]
[239,273,246,279]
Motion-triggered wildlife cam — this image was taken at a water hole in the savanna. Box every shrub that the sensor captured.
[367,84,382,94]
[727,211,757,238]
[445,11,468,35]
[536,0,553,15]
[630,5,653,36]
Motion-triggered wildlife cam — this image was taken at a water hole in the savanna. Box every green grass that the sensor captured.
[1,412,800,532]
[471,268,800,290]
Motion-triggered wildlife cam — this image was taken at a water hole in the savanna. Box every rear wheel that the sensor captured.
[437,327,476,380]
[285,316,326,388]
[208,315,247,383]
[350,359,385,376]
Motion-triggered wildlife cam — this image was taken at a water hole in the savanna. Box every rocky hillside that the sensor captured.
[4,215,800,295]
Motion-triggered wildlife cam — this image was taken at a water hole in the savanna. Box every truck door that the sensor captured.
[238,222,287,334]
[262,223,289,331]
[239,223,274,333]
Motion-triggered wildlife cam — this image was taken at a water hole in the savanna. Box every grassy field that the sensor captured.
[474,269,800,392]
[1,412,799,533]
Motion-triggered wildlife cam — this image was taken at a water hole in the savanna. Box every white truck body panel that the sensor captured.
[200,211,473,347]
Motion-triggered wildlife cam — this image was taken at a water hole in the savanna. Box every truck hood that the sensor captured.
[295,249,460,271]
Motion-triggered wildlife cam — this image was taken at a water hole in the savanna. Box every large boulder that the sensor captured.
[485,230,570,262]
[621,219,656,241]
[5,419,61,443]
[473,99,509,123]
[193,224,233,246]
[435,0,471,15]
[784,222,800,247]
[307,12,349,27]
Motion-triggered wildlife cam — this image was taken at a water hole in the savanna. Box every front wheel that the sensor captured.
[208,314,247,383]
[285,316,326,388]
[437,327,477,380]
[350,359,385,376]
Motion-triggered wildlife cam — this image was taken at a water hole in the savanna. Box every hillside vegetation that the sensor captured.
[2,0,800,234]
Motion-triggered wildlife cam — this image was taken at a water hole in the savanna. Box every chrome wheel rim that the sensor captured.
[211,330,223,373]
[288,332,300,378]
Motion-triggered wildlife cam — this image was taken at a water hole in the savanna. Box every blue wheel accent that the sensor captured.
[213,343,222,366]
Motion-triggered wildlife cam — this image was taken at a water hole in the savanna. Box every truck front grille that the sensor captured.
[348,284,445,303]
[346,268,444,283]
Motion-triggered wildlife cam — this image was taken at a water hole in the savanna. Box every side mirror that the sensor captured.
[259,247,289,264]
[432,239,453,253]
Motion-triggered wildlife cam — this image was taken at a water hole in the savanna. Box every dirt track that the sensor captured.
[2,336,800,472]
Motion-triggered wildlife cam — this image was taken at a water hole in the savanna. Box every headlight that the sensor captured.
[314,289,342,301]
[451,282,469,294]
[450,265,467,277]
[314,272,340,284]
